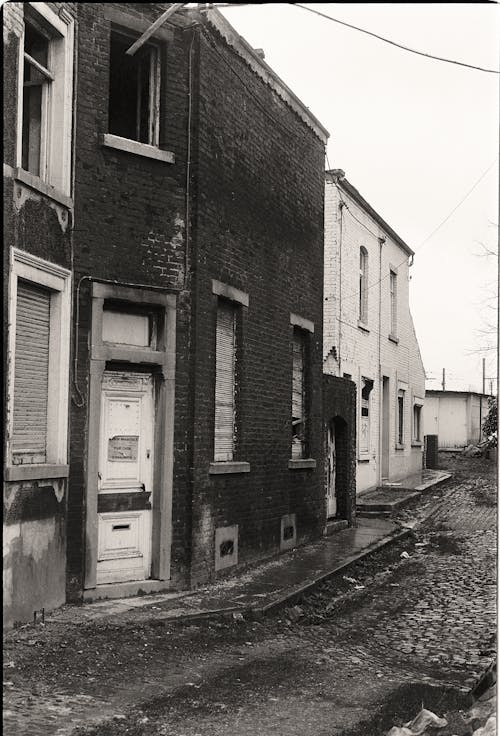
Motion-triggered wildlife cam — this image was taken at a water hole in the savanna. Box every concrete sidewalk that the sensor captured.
[357,468,452,517]
[41,516,409,630]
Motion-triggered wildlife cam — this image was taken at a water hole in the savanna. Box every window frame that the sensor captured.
[412,400,424,445]
[17,3,74,198]
[108,26,161,148]
[358,376,374,460]
[389,268,398,339]
[396,388,405,448]
[209,281,250,475]
[359,246,368,325]
[5,248,72,481]
[289,313,316,469]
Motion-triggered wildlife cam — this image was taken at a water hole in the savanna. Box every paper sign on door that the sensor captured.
[108,435,139,462]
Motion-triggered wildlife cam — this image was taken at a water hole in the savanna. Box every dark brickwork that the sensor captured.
[4,3,328,618]
[323,375,357,522]
[188,22,326,584]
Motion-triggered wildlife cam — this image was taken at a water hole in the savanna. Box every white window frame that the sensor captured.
[397,388,406,448]
[359,376,374,460]
[412,400,424,444]
[389,268,398,338]
[5,248,71,481]
[359,246,368,324]
[17,2,74,197]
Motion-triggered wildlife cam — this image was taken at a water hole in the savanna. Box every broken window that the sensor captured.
[22,20,51,176]
[398,389,405,445]
[359,377,373,456]
[291,329,307,459]
[359,247,368,323]
[20,5,74,194]
[214,299,237,462]
[108,30,160,145]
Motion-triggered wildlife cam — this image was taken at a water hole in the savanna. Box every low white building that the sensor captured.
[424,390,489,449]
[324,170,426,494]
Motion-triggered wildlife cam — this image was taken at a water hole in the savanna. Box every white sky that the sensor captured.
[214,2,499,394]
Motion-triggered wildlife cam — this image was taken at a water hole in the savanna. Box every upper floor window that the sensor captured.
[19,4,74,195]
[359,247,368,323]
[390,269,398,337]
[109,29,160,146]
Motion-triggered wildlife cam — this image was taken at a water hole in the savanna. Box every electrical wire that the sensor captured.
[292,4,500,75]
[328,158,498,304]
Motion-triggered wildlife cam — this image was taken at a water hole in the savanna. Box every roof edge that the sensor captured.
[326,170,414,256]
[199,7,330,144]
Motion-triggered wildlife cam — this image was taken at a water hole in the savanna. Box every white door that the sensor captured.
[97,371,154,585]
[326,421,337,518]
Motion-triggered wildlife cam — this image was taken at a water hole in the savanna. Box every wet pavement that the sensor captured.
[3,455,496,736]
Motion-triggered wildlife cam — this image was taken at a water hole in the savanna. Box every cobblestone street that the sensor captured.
[3,456,496,736]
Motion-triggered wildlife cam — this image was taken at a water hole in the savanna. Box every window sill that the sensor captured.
[395,443,405,451]
[357,456,370,463]
[14,168,73,209]
[388,334,399,344]
[209,462,251,475]
[411,441,423,447]
[357,320,370,333]
[102,134,175,164]
[5,464,70,482]
[288,458,316,470]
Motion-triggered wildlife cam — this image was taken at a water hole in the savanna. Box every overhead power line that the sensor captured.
[327,157,498,304]
[291,4,500,75]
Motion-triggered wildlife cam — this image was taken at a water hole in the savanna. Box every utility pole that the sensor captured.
[479,358,486,441]
[441,368,446,391]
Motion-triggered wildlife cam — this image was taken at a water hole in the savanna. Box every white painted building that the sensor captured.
[424,390,489,449]
[324,170,426,494]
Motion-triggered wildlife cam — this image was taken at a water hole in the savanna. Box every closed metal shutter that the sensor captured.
[291,331,305,459]
[214,301,236,462]
[12,281,51,463]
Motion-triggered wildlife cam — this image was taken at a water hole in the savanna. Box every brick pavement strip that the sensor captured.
[3,458,496,735]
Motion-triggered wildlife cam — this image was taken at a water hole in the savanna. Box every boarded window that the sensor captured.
[390,270,397,336]
[291,329,307,459]
[109,30,160,145]
[12,281,51,463]
[359,377,373,455]
[214,301,236,462]
[398,389,405,445]
[359,247,368,323]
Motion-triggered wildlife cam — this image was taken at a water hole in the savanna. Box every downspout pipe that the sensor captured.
[378,236,385,485]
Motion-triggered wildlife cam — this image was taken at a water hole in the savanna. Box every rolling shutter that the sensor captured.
[12,281,51,463]
[291,330,305,459]
[214,301,236,462]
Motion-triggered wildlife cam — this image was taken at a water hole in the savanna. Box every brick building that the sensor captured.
[324,170,425,494]
[3,2,329,627]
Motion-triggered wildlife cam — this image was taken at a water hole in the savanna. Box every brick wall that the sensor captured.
[188,21,327,584]
[324,173,426,492]
[67,3,195,595]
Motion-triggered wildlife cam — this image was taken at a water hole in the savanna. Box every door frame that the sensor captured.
[84,282,176,591]
[381,375,390,480]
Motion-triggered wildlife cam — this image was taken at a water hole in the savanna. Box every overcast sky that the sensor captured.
[215,2,499,394]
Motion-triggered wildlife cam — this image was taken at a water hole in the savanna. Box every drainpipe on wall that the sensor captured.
[378,236,385,486]
[338,200,344,376]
